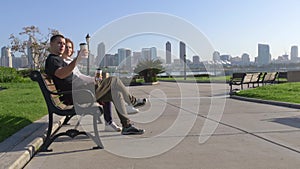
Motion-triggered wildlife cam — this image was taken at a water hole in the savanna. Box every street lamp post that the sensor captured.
[85,33,91,75]
[184,54,187,80]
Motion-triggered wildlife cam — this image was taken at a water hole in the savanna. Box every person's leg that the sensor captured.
[111,77,148,108]
[96,77,145,134]
[99,101,122,132]
[101,102,112,124]
[108,77,134,104]
[103,101,122,132]
[100,91,144,135]
[99,90,131,127]
[96,77,146,107]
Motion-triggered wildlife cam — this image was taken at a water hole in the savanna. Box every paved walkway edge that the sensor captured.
[0,116,66,169]
[230,95,300,109]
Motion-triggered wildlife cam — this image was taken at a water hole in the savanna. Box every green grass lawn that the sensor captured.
[0,81,47,142]
[235,82,300,104]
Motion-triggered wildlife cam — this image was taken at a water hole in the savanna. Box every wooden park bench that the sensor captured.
[229,72,262,94]
[261,72,278,85]
[229,72,246,93]
[229,71,282,94]
[30,70,104,151]
[277,72,288,83]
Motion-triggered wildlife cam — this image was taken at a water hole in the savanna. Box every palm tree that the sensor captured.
[134,59,165,83]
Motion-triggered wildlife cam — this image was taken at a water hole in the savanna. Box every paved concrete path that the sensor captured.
[5,82,300,169]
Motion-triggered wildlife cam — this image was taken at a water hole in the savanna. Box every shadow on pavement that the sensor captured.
[268,117,300,129]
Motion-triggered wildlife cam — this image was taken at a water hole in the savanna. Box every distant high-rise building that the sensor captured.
[20,55,28,68]
[132,52,141,66]
[1,47,5,66]
[1,46,12,67]
[141,48,151,60]
[212,51,220,61]
[141,47,157,60]
[150,47,157,60]
[230,56,242,65]
[118,48,131,70]
[192,55,200,64]
[12,55,22,68]
[113,53,119,66]
[89,53,95,68]
[1,46,7,66]
[241,53,250,65]
[125,49,132,70]
[102,53,115,66]
[166,41,171,64]
[27,36,35,68]
[257,43,270,65]
[179,41,186,63]
[7,48,12,68]
[97,42,105,67]
[291,45,298,61]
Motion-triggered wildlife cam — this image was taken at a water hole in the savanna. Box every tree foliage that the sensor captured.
[134,59,165,82]
[9,26,59,69]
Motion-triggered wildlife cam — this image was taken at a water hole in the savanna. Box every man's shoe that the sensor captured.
[105,122,122,132]
[126,105,140,115]
[133,98,147,108]
[121,125,145,135]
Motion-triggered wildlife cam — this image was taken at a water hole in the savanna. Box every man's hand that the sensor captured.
[77,49,88,62]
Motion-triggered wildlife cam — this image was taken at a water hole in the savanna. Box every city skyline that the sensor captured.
[95,40,298,62]
[1,40,299,69]
[94,40,299,68]
[1,0,300,61]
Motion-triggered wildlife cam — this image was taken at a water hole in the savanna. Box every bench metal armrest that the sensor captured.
[72,89,97,104]
[49,88,97,106]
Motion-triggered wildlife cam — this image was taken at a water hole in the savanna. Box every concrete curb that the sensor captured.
[230,95,300,109]
[142,81,159,85]
[0,115,66,169]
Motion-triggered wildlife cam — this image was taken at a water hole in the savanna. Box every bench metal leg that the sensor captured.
[229,83,233,94]
[40,113,104,152]
[40,129,89,152]
[74,108,104,149]
[63,115,74,125]
[39,112,54,152]
[85,113,104,149]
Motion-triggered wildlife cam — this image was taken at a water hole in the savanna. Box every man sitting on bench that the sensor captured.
[45,34,146,135]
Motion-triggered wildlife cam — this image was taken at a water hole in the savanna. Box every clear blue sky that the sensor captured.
[1,0,300,61]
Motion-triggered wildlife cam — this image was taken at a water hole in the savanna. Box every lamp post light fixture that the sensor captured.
[85,33,91,75]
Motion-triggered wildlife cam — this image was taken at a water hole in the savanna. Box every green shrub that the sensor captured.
[17,69,33,78]
[0,67,27,83]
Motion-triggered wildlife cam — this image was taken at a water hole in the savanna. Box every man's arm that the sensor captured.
[55,57,78,79]
[54,49,87,79]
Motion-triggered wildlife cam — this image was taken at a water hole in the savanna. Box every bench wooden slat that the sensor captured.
[41,74,69,109]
